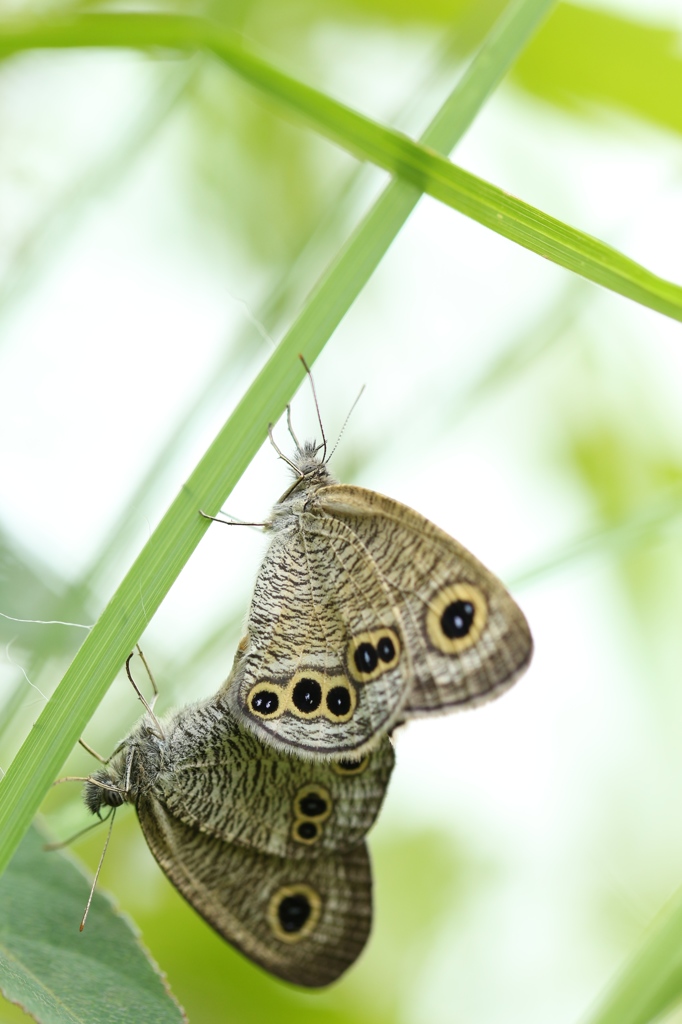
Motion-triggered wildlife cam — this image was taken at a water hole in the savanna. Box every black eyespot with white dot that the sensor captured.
[441,600,475,639]
[277,893,311,933]
[377,636,395,662]
[326,686,351,717]
[250,689,279,716]
[354,643,377,674]
[292,678,322,713]
[425,583,487,654]
[348,628,401,682]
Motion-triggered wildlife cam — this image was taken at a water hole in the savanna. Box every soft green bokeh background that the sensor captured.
[2,1,682,1021]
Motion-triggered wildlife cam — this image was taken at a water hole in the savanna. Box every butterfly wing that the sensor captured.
[225,518,414,756]
[136,794,372,987]
[228,481,531,757]
[155,698,394,858]
[316,485,532,715]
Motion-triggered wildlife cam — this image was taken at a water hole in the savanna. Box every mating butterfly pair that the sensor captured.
[83,433,531,986]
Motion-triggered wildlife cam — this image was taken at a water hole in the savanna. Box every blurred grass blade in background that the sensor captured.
[511,485,682,590]
[0,61,198,328]
[1,11,682,319]
[581,884,682,1024]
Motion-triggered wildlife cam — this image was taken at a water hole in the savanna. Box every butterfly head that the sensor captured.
[83,766,127,816]
[82,718,163,818]
[290,439,330,478]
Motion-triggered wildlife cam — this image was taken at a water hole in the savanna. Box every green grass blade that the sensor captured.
[579,885,682,1024]
[1,9,682,320]
[0,0,557,876]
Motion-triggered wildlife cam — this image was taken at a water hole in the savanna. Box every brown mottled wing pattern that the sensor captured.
[316,485,533,714]
[229,481,530,757]
[155,698,394,858]
[227,516,414,756]
[137,795,372,987]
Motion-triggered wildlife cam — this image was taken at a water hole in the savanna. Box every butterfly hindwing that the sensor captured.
[319,486,533,715]
[137,793,373,988]
[155,698,394,857]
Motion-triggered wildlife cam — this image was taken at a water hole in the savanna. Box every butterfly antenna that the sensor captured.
[299,355,327,462]
[80,807,116,932]
[328,384,365,463]
[125,653,164,740]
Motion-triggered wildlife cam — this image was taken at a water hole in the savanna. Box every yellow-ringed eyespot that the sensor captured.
[425,582,487,654]
[347,627,401,683]
[291,783,332,845]
[331,754,370,776]
[294,784,332,822]
[287,671,357,723]
[267,884,322,943]
[248,684,284,719]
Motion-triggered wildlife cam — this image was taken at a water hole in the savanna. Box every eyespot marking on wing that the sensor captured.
[292,677,322,714]
[247,671,357,723]
[249,686,284,718]
[425,582,487,654]
[347,628,401,683]
[331,754,370,776]
[295,784,332,821]
[268,884,322,943]
[291,783,332,845]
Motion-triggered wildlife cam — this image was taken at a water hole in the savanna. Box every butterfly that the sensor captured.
[221,431,532,760]
[84,691,394,987]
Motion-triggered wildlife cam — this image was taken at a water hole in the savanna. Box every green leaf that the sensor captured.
[0,824,184,1024]
[0,10,680,320]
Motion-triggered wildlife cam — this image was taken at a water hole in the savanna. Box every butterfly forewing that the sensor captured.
[226,512,413,757]
[227,473,532,758]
